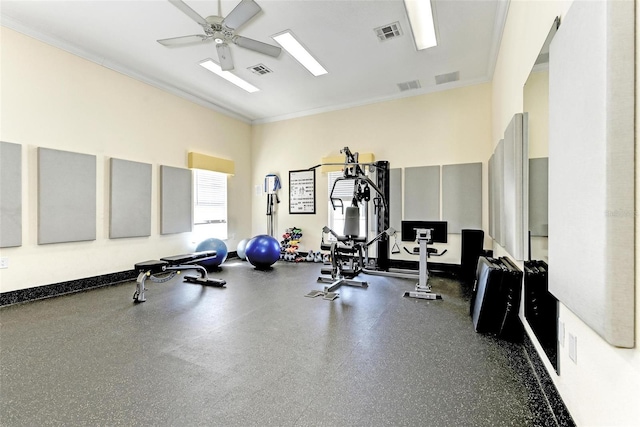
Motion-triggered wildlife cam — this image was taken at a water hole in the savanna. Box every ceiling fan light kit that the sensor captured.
[159,0,282,72]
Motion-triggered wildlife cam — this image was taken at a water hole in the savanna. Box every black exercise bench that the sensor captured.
[133,251,226,303]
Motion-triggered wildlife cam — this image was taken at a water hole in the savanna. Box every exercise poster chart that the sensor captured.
[289,169,316,214]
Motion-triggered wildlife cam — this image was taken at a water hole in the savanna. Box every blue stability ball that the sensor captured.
[245,235,281,269]
[237,238,250,260]
[195,238,228,270]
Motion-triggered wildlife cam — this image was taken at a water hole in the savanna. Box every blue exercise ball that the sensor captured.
[237,238,250,260]
[245,235,281,270]
[195,238,228,270]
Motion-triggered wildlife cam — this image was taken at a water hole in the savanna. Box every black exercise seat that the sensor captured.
[160,251,217,265]
[134,260,168,274]
[192,250,216,258]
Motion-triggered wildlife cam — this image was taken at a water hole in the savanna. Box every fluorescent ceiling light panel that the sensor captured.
[272,31,328,76]
[199,59,260,93]
[404,0,437,50]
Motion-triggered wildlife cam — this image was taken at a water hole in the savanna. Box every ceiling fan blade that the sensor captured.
[168,0,210,29]
[222,0,261,30]
[234,36,281,57]
[216,43,234,71]
[157,34,209,46]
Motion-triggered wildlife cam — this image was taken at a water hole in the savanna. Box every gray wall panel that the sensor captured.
[503,114,527,260]
[488,153,494,239]
[38,148,96,244]
[549,0,635,347]
[389,168,402,233]
[0,142,22,247]
[442,162,482,233]
[110,158,152,239]
[494,140,505,246]
[160,165,192,234]
[529,157,548,237]
[404,166,439,221]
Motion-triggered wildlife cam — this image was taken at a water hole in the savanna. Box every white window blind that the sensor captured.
[194,170,227,238]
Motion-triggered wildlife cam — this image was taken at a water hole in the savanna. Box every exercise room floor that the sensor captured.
[1,261,555,426]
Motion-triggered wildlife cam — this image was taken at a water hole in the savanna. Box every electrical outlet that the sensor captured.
[568,333,578,364]
[558,320,565,347]
[0,257,8,269]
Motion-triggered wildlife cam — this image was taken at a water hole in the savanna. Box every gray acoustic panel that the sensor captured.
[493,140,505,246]
[389,168,402,233]
[110,158,152,239]
[404,166,439,221]
[549,0,634,347]
[0,142,22,247]
[442,163,482,234]
[160,165,192,235]
[502,114,527,260]
[38,148,96,244]
[488,153,494,240]
[529,157,548,237]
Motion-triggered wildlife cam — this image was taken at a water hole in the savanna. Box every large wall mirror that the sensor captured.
[522,17,559,373]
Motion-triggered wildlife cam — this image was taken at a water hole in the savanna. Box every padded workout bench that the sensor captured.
[133,251,226,303]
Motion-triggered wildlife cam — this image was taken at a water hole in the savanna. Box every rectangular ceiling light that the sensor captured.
[272,31,328,76]
[199,59,260,93]
[404,0,437,50]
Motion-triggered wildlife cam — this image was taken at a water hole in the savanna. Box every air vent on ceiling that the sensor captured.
[248,64,273,75]
[374,22,403,41]
[435,71,460,85]
[398,80,421,92]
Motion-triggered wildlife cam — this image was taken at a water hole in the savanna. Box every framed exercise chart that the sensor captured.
[289,169,315,214]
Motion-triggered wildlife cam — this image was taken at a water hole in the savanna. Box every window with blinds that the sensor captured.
[327,171,367,239]
[194,169,227,238]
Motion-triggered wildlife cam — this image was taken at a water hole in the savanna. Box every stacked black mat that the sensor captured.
[471,256,523,342]
[524,261,558,368]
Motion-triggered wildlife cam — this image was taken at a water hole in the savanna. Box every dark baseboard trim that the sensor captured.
[522,333,576,426]
[0,270,137,308]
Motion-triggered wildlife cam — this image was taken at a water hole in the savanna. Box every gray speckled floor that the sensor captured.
[0,261,555,426]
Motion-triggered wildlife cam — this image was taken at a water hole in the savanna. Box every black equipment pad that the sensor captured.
[134,260,168,274]
[471,256,523,342]
[183,275,226,287]
[161,251,217,265]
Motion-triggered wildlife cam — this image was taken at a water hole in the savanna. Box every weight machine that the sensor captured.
[305,147,388,300]
[305,146,446,301]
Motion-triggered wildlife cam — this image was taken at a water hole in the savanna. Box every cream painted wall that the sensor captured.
[0,27,253,293]
[524,69,549,159]
[492,1,640,425]
[250,83,493,263]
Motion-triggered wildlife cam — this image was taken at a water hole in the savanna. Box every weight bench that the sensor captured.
[133,251,226,303]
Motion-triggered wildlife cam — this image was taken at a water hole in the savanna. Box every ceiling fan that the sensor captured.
[158,0,281,71]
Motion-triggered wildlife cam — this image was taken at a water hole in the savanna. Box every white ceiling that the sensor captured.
[0,0,509,124]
